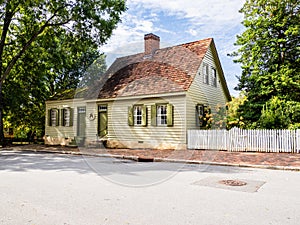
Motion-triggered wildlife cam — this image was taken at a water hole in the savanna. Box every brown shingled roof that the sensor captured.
[86,38,213,99]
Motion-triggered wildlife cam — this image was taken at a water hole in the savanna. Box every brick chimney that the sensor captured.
[144,33,160,55]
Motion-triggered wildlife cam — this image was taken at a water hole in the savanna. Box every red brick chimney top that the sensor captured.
[144,33,160,55]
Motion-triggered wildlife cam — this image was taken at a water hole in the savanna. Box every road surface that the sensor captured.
[0,150,299,225]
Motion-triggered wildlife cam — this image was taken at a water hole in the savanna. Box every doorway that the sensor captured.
[98,105,107,137]
[77,107,86,143]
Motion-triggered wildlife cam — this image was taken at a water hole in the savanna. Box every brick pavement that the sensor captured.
[3,144,300,170]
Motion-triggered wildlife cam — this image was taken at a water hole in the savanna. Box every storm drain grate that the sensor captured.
[192,176,265,193]
[218,179,247,186]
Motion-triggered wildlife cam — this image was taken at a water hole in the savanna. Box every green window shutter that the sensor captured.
[56,109,59,126]
[142,105,147,127]
[196,104,205,127]
[69,108,74,126]
[61,109,65,126]
[151,104,157,126]
[128,106,133,126]
[167,104,173,127]
[196,105,200,127]
[48,109,52,126]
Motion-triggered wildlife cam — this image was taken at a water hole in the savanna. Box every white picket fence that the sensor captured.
[188,128,300,153]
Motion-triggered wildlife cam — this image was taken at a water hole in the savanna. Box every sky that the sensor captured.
[100,0,246,96]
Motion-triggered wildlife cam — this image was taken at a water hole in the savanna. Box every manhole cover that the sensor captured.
[192,177,265,193]
[218,179,247,186]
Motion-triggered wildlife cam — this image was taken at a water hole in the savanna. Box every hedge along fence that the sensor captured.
[188,128,300,153]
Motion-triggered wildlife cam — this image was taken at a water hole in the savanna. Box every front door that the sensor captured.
[98,105,107,137]
[77,107,86,138]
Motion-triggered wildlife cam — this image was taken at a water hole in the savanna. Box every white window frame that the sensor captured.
[212,68,217,87]
[62,108,71,127]
[157,104,167,126]
[203,63,209,84]
[98,105,107,112]
[50,108,59,126]
[134,105,143,126]
[196,104,204,127]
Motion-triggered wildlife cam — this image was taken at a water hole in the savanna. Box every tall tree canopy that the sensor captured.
[0,0,126,143]
[233,0,300,128]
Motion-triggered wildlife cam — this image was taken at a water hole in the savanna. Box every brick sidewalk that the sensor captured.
[3,144,300,171]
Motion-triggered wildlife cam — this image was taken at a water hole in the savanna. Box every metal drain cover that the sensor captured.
[192,176,265,193]
[219,179,247,186]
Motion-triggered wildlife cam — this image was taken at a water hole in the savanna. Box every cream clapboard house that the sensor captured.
[45,33,231,149]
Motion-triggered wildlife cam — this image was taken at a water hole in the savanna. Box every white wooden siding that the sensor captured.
[186,45,228,131]
[106,95,186,149]
[85,102,98,140]
[45,99,85,144]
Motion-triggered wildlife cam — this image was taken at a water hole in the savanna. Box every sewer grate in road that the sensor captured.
[218,179,247,186]
[192,176,265,193]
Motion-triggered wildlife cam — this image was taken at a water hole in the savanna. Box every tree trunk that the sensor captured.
[0,83,5,147]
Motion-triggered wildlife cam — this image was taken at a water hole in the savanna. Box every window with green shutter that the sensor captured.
[196,104,204,127]
[167,104,173,126]
[61,108,73,127]
[141,105,147,126]
[128,106,134,126]
[196,104,210,128]
[129,105,147,127]
[152,103,174,127]
[151,105,157,126]
[49,108,59,126]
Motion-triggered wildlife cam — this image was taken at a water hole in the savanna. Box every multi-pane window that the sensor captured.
[157,105,167,125]
[128,105,147,126]
[203,63,209,84]
[151,104,173,127]
[196,104,210,127]
[212,68,217,87]
[98,105,107,112]
[134,105,143,125]
[49,108,59,126]
[62,108,73,127]
[196,104,204,127]
[129,103,173,127]
[78,107,86,114]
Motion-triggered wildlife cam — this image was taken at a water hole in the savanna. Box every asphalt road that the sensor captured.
[0,150,300,225]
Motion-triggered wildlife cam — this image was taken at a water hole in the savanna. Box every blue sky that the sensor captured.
[101,0,246,96]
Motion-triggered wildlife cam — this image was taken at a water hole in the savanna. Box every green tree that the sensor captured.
[232,0,300,128]
[79,53,107,88]
[259,97,300,129]
[0,0,126,144]
[226,93,247,129]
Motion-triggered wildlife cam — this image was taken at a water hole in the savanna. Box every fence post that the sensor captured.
[296,130,300,153]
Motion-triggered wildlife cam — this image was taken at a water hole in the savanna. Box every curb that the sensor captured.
[2,148,300,172]
[154,157,300,171]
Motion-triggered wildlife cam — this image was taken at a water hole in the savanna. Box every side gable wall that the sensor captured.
[186,45,229,130]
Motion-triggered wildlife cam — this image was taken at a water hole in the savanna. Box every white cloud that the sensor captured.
[101,0,246,95]
[187,28,198,36]
[128,0,244,23]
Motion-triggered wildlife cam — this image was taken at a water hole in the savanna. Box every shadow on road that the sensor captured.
[0,150,251,176]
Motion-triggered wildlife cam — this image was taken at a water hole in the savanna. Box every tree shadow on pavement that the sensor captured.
[0,150,251,176]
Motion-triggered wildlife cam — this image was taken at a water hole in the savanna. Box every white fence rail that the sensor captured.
[188,129,300,153]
